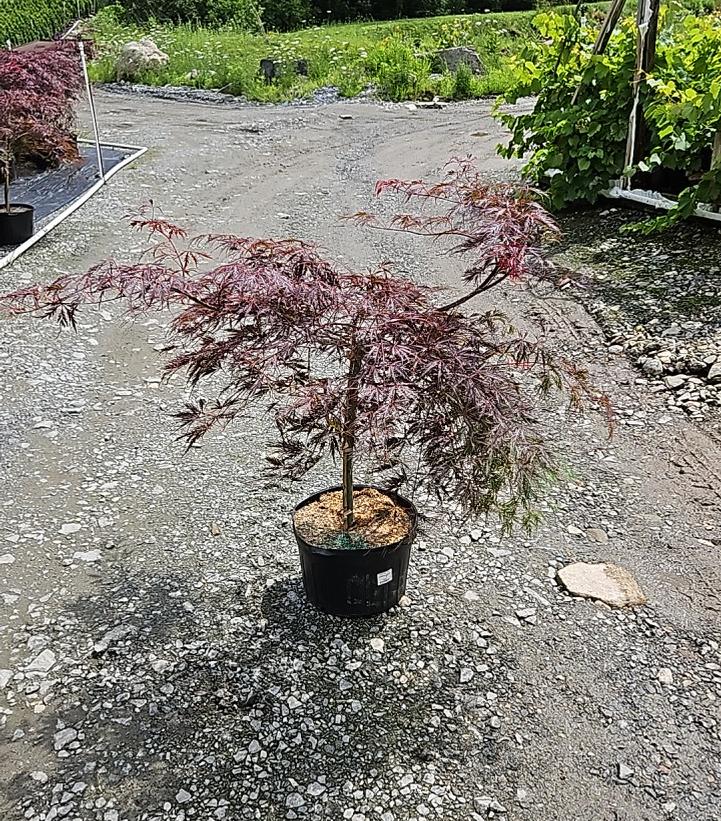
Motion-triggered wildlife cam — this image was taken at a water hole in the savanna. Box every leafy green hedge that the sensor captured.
[0,0,100,47]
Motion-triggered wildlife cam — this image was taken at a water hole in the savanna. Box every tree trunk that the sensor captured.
[341,348,363,532]
[2,160,9,214]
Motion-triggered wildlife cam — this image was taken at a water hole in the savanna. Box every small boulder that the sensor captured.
[116,39,169,81]
[434,46,484,75]
[558,562,646,608]
[708,361,721,383]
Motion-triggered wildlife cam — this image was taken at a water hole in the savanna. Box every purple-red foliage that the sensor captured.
[0,42,84,191]
[351,157,562,309]
[1,209,605,531]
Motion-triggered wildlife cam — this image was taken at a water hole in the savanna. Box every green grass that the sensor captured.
[87,4,608,102]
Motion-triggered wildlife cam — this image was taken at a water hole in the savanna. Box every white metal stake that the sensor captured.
[78,40,105,181]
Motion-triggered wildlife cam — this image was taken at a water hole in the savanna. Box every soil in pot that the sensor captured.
[293,487,411,549]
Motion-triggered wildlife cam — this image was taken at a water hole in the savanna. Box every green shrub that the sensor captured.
[0,0,100,46]
[452,61,474,99]
[367,38,431,100]
[496,6,721,229]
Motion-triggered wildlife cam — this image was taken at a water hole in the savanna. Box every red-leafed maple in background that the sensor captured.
[0,161,609,533]
[0,42,84,213]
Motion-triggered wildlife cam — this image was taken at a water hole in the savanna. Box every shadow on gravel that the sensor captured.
[6,567,500,820]
[555,208,721,332]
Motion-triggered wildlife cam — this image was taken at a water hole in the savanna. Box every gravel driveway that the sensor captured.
[1,93,720,821]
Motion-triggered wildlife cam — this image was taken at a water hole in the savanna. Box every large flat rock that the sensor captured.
[558,562,647,608]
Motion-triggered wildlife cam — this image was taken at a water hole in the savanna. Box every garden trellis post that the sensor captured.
[570,0,627,105]
[622,0,661,185]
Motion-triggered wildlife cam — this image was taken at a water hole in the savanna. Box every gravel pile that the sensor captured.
[555,208,721,429]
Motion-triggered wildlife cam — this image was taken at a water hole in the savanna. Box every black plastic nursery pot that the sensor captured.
[293,485,418,618]
[0,204,34,246]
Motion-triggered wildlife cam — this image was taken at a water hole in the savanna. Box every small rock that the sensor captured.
[176,788,192,804]
[92,624,138,656]
[617,763,634,780]
[53,727,77,751]
[59,523,82,536]
[339,113,353,120]
[307,782,326,796]
[470,529,483,541]
[30,771,49,784]
[642,357,664,377]
[664,375,687,390]
[585,527,609,544]
[657,667,674,685]
[286,793,305,808]
[558,562,646,608]
[0,669,12,689]
[0,553,15,564]
[27,649,57,673]
[398,595,412,607]
[463,590,480,602]
[369,638,385,652]
[567,525,584,536]
[708,362,721,383]
[209,521,222,537]
[73,550,103,563]
[515,608,536,621]
[460,668,474,683]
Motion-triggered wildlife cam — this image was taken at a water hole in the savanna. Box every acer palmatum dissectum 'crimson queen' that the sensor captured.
[1,208,606,533]
[350,157,563,311]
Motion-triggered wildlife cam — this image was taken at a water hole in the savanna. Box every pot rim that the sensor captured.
[0,204,35,214]
[293,484,418,555]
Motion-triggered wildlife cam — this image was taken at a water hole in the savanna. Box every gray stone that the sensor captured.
[617,763,634,780]
[516,608,537,621]
[642,357,664,377]
[658,667,674,685]
[59,523,82,536]
[558,562,646,608]
[116,39,169,81]
[27,649,57,673]
[53,727,77,750]
[434,46,484,75]
[0,669,12,689]
[176,788,192,803]
[93,624,138,656]
[460,668,474,683]
[708,361,721,383]
[664,374,687,389]
[0,552,15,564]
[585,527,609,544]
[73,550,103,563]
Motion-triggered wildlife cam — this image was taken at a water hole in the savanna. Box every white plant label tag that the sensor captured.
[377,569,393,586]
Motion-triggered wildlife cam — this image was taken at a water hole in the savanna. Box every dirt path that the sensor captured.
[1,93,720,821]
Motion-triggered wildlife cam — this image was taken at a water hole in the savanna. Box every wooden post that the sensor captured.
[571,0,628,105]
[713,129,721,170]
[622,0,661,185]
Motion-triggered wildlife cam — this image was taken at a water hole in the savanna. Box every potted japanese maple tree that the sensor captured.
[0,44,83,246]
[1,160,606,616]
